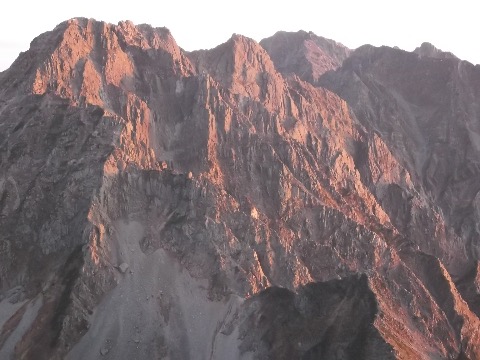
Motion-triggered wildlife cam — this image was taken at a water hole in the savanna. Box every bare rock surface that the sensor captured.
[0,18,480,359]
[260,30,351,85]
[414,42,459,60]
[318,43,480,300]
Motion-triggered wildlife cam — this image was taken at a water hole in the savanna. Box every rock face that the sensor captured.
[1,17,480,359]
[414,42,458,60]
[260,30,351,85]
[318,44,480,299]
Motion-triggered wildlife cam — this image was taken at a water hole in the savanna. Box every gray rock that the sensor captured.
[118,263,129,273]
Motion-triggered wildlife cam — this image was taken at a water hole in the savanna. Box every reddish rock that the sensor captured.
[0,18,479,360]
[260,30,351,85]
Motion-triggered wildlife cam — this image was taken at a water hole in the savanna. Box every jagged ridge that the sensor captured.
[0,18,479,359]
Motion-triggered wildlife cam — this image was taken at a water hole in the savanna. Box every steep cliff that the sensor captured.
[1,18,479,359]
[317,43,480,311]
[259,30,351,85]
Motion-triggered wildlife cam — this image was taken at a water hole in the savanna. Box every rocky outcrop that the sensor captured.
[414,42,458,60]
[262,31,480,357]
[238,274,395,360]
[1,18,480,359]
[260,30,351,85]
[318,42,480,285]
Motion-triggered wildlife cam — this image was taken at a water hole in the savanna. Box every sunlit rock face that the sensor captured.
[260,30,351,85]
[0,18,480,359]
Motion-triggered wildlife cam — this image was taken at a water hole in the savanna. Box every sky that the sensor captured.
[0,0,478,72]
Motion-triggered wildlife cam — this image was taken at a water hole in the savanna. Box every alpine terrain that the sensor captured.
[1,18,480,359]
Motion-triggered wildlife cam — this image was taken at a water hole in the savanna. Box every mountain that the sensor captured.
[0,17,479,359]
[259,30,351,85]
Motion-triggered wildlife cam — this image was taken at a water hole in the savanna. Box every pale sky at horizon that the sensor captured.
[0,0,478,72]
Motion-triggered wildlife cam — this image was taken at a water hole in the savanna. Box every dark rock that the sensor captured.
[0,17,479,360]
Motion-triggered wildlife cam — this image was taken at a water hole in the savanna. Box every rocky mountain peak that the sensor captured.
[188,33,286,112]
[414,41,458,60]
[1,18,480,360]
[260,30,351,85]
[1,18,194,108]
